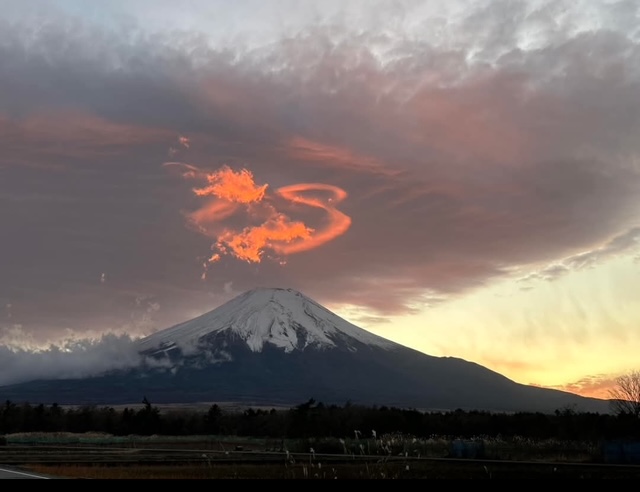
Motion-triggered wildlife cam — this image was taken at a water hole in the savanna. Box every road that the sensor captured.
[0,466,53,479]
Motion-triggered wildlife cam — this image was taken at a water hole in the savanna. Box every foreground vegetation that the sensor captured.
[3,398,640,478]
[23,459,640,479]
[2,432,639,479]
[2,397,640,441]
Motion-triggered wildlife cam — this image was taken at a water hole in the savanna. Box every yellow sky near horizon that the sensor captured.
[343,253,640,400]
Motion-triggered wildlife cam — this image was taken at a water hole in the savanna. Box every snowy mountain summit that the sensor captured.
[137,287,396,357]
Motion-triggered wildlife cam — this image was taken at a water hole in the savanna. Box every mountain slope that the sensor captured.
[0,287,612,414]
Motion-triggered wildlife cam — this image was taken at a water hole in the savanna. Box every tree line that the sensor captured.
[1,397,639,441]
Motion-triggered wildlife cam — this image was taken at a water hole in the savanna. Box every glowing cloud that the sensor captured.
[216,214,312,263]
[276,183,352,255]
[168,163,352,269]
[193,165,268,203]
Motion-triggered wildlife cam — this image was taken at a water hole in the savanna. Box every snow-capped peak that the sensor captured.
[137,287,396,354]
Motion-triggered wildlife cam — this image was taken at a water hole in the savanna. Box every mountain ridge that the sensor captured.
[0,287,613,414]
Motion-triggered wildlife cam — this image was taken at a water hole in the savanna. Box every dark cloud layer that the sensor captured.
[1,1,639,350]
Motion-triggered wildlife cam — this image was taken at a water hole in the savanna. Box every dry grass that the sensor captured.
[24,460,640,479]
[8,432,640,479]
[26,461,427,479]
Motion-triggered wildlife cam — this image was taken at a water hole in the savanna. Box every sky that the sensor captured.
[1,0,640,400]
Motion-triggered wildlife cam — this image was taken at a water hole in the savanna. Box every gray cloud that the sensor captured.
[0,1,639,349]
[520,226,640,282]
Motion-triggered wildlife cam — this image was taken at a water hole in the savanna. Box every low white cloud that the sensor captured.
[0,333,145,386]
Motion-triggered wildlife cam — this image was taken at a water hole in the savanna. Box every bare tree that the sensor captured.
[608,370,640,417]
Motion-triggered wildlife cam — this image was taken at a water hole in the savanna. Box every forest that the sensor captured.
[1,397,639,443]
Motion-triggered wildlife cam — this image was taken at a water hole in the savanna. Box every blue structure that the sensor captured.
[450,439,485,459]
[603,440,640,464]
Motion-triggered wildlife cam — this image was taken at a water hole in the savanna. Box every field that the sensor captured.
[22,459,640,479]
[3,433,640,479]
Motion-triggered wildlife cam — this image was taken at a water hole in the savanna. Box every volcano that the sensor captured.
[0,287,612,414]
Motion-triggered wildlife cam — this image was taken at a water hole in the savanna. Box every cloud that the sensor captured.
[351,315,391,325]
[0,0,639,335]
[286,137,401,178]
[519,227,640,283]
[167,162,352,271]
[550,374,621,400]
[0,111,174,168]
[0,333,145,386]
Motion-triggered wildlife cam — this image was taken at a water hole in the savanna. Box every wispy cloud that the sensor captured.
[550,374,622,400]
[519,227,640,283]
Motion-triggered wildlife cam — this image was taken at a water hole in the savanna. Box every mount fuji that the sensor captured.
[0,287,612,414]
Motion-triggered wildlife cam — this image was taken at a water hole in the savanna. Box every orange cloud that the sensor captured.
[550,375,619,400]
[168,163,352,269]
[276,183,351,255]
[192,165,268,203]
[216,214,313,263]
